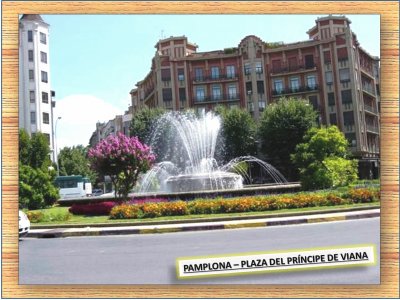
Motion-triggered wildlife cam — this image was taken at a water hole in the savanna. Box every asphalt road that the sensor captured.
[19,218,380,284]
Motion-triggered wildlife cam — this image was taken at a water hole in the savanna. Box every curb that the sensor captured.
[27,209,380,239]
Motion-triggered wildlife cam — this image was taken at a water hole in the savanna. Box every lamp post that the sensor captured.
[55,116,62,177]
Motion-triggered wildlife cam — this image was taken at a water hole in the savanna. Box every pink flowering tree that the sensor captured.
[88,133,155,199]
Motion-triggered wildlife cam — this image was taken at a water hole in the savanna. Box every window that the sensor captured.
[40,51,47,63]
[274,79,283,93]
[337,47,348,61]
[272,60,281,73]
[177,68,184,81]
[195,86,205,102]
[40,32,47,44]
[228,84,237,99]
[28,50,34,62]
[288,57,298,71]
[306,75,317,89]
[246,82,252,94]
[30,91,35,103]
[323,51,331,64]
[255,62,263,74]
[29,69,34,80]
[328,92,335,106]
[329,113,337,125]
[41,71,48,83]
[290,77,300,92]
[194,68,203,81]
[305,55,315,69]
[345,133,357,147]
[244,63,251,75]
[179,88,186,101]
[339,68,350,82]
[211,66,220,79]
[43,112,50,124]
[226,65,235,78]
[162,88,172,102]
[343,111,354,126]
[341,90,352,104]
[259,100,266,112]
[325,71,333,85]
[28,30,33,42]
[42,92,49,103]
[30,112,36,124]
[257,81,264,94]
[308,95,318,110]
[212,85,221,101]
[161,69,171,81]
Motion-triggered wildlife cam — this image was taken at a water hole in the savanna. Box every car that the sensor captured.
[92,188,103,197]
[19,210,30,237]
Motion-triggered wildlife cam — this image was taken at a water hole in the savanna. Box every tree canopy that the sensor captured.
[18,129,59,209]
[129,107,165,143]
[258,97,317,180]
[88,132,155,199]
[291,126,358,190]
[58,145,97,184]
[216,106,257,162]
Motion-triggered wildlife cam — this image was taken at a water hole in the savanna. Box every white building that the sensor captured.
[19,14,56,162]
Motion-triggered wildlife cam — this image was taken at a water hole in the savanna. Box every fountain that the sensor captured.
[137,111,288,194]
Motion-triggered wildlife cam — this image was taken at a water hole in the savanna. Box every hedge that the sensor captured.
[109,188,379,219]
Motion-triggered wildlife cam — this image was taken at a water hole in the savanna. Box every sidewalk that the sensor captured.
[27,208,380,238]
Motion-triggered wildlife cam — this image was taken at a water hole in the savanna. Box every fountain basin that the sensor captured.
[165,171,243,193]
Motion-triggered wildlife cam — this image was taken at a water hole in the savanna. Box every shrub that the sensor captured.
[160,201,189,216]
[110,204,141,219]
[128,198,168,205]
[69,201,116,216]
[27,210,72,223]
[347,188,379,203]
[26,211,45,223]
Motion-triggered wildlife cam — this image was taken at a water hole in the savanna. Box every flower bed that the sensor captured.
[68,198,168,216]
[109,187,379,219]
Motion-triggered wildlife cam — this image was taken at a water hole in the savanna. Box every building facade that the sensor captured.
[19,14,56,162]
[89,108,133,148]
[129,15,380,178]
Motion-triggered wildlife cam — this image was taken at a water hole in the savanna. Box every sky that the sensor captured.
[43,14,380,150]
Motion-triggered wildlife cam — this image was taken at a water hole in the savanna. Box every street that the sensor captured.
[20,218,380,284]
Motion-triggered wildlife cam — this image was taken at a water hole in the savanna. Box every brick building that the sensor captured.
[130,15,380,178]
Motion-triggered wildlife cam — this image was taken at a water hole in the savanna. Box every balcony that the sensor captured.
[362,85,376,97]
[364,104,378,115]
[193,74,239,84]
[270,64,317,76]
[272,85,319,96]
[366,125,379,134]
[194,93,240,104]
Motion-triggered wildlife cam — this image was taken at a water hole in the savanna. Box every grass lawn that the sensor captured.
[29,201,380,227]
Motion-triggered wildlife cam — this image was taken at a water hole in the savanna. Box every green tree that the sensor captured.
[258,97,317,180]
[216,106,257,162]
[291,126,358,190]
[19,129,52,170]
[18,129,59,209]
[129,107,165,143]
[58,145,97,184]
[88,132,155,199]
[19,165,59,209]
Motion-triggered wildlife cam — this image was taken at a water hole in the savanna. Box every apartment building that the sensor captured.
[129,15,379,178]
[89,108,133,147]
[19,14,56,162]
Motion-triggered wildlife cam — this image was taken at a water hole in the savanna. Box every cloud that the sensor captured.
[54,94,123,149]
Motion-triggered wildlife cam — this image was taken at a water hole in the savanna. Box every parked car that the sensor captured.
[19,210,30,237]
[92,189,104,197]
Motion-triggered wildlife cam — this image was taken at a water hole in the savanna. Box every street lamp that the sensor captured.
[55,116,62,177]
